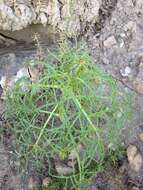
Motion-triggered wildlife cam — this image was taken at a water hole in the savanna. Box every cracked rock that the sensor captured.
[104,36,117,48]
[0,0,101,35]
[127,145,143,172]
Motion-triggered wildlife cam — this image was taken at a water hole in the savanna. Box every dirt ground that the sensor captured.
[1,0,143,189]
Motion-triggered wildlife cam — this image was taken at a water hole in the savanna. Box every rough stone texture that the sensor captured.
[127,145,143,172]
[0,0,101,35]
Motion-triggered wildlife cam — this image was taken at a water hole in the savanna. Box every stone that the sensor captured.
[0,0,101,36]
[120,66,131,77]
[0,76,7,89]
[68,144,83,161]
[135,0,143,14]
[0,34,16,46]
[28,176,39,190]
[18,80,30,93]
[67,160,76,168]
[119,38,124,48]
[139,133,143,142]
[0,143,9,189]
[104,36,117,48]
[127,145,137,162]
[134,61,143,94]
[102,57,110,65]
[0,75,16,90]
[28,64,43,82]
[124,21,136,33]
[132,187,139,190]
[55,162,74,175]
[39,12,47,26]
[127,145,143,172]
[6,53,17,66]
[42,177,51,187]
[135,80,143,95]
[15,67,30,81]
[0,85,3,97]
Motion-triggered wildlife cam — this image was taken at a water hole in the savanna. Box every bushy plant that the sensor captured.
[5,42,132,189]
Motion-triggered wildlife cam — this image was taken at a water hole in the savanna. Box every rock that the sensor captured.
[102,57,110,65]
[139,133,143,142]
[0,75,16,91]
[5,175,21,190]
[0,64,44,96]
[0,34,16,46]
[135,81,143,95]
[0,0,101,36]
[15,67,30,81]
[90,184,99,190]
[0,143,10,189]
[135,0,143,14]
[18,79,31,93]
[119,39,124,48]
[127,145,138,163]
[67,144,83,168]
[0,85,3,98]
[124,21,136,33]
[68,144,83,161]
[39,12,48,26]
[28,176,39,190]
[120,33,126,38]
[5,53,17,69]
[68,150,77,162]
[136,62,143,79]
[42,177,51,187]
[132,187,139,190]
[134,61,143,94]
[127,145,143,172]
[120,66,131,77]
[0,70,30,97]
[67,160,77,168]
[0,76,6,89]
[55,162,74,175]
[104,36,117,48]
[28,64,43,82]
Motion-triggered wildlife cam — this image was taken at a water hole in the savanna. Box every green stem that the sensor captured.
[34,104,58,146]
[73,97,99,137]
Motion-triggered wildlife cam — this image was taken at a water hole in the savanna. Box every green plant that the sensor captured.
[5,41,132,189]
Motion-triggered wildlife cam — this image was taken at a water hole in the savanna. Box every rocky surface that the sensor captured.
[87,0,143,189]
[0,0,101,35]
[1,0,143,189]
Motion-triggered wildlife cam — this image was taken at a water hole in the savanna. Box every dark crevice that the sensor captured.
[57,0,63,20]
[0,33,17,42]
[92,0,118,35]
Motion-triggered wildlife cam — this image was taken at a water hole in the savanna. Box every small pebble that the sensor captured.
[127,145,143,172]
[42,177,51,187]
[139,133,143,142]
[132,187,139,190]
[55,162,74,175]
[15,67,30,81]
[120,66,131,77]
[28,176,39,190]
[135,81,143,95]
[104,36,117,48]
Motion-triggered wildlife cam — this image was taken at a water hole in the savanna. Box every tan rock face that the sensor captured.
[0,0,101,35]
[127,145,143,172]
